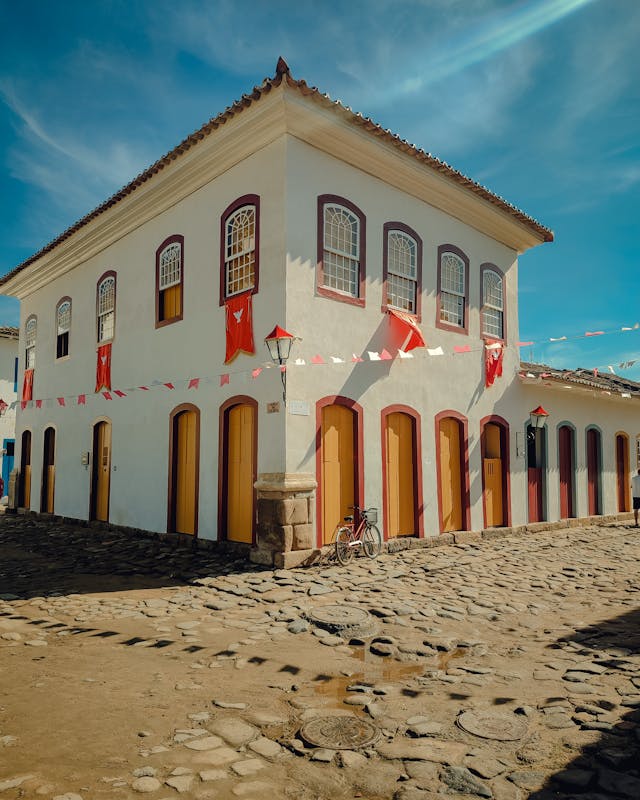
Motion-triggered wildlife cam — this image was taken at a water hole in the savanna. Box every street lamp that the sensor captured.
[529,405,549,429]
[265,325,295,402]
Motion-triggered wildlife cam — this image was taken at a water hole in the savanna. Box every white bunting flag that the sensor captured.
[427,346,444,356]
[398,349,414,359]
[294,358,306,366]
[330,356,345,364]
[368,351,381,361]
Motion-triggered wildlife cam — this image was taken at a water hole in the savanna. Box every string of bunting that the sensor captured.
[10,319,640,412]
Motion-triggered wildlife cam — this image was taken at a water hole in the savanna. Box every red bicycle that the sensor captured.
[334,506,382,565]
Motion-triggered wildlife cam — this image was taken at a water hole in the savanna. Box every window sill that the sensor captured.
[435,319,468,336]
[317,285,365,308]
[155,315,183,330]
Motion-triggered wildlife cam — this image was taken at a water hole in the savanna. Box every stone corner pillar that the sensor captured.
[250,472,317,567]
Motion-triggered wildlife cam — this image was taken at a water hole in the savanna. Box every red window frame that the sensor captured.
[316,194,366,308]
[219,195,260,307]
[436,244,469,335]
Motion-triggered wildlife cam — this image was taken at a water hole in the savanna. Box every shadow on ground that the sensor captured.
[529,607,640,799]
[0,513,261,599]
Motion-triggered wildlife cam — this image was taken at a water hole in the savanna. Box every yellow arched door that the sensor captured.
[439,417,463,532]
[91,421,111,522]
[174,410,198,535]
[483,422,503,527]
[226,404,255,543]
[385,412,415,537]
[321,404,355,545]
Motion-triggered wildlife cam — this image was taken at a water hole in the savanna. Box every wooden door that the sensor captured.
[20,430,31,509]
[386,412,415,537]
[92,421,111,522]
[483,423,503,527]
[321,404,355,544]
[174,411,197,535]
[616,434,629,512]
[587,428,600,515]
[558,425,574,518]
[41,427,55,514]
[226,404,255,543]
[439,417,463,532]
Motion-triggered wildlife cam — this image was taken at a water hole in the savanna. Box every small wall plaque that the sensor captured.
[288,400,310,416]
[267,401,280,413]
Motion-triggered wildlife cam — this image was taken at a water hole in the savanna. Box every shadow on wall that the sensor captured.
[528,606,640,799]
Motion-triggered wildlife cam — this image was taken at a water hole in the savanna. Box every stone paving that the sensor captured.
[1,514,640,799]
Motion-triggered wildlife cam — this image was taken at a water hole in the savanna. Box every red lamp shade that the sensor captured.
[265,325,295,364]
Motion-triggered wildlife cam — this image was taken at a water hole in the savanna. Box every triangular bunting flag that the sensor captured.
[220,374,230,386]
[380,349,393,361]
[188,378,200,389]
[311,355,325,365]
[57,397,66,407]
[368,351,381,361]
[102,391,112,400]
[549,336,567,342]
[352,354,364,363]
[454,345,471,353]
[294,358,306,366]
[138,386,149,391]
[330,356,345,364]
[517,341,533,347]
[36,399,42,409]
[427,347,444,356]
[398,349,414,359]
[114,390,126,397]
[78,395,86,405]
[252,368,262,379]
[585,331,604,337]
[164,382,175,390]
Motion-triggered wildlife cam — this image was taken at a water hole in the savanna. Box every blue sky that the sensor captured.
[1,0,638,376]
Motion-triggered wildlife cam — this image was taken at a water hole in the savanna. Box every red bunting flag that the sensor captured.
[114,390,126,398]
[95,343,112,392]
[517,341,534,347]
[454,345,472,354]
[485,341,504,388]
[0,399,7,415]
[251,368,262,379]
[164,382,175,390]
[138,386,149,391]
[22,368,34,402]
[585,331,604,337]
[188,378,200,390]
[380,349,393,361]
[102,391,112,400]
[36,399,42,409]
[311,355,325,364]
[20,401,27,410]
[224,293,255,364]
[388,309,425,352]
[57,397,65,407]
[77,395,86,405]
[220,374,230,386]
[352,354,364,363]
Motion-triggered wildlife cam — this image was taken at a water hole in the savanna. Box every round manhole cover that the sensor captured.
[457,711,528,741]
[308,605,377,638]
[300,715,380,750]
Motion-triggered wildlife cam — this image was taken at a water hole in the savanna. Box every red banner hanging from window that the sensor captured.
[485,341,504,387]
[388,309,425,352]
[95,343,112,392]
[224,293,255,364]
[22,368,34,403]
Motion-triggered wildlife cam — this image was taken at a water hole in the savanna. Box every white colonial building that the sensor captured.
[1,59,638,566]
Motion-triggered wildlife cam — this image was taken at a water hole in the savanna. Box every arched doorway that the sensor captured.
[558,424,576,519]
[436,413,469,533]
[481,417,510,528]
[41,426,56,513]
[220,398,256,543]
[382,407,422,539]
[19,430,31,509]
[615,433,630,513]
[586,427,602,515]
[527,423,546,522]
[90,420,111,522]
[168,405,199,535]
[317,398,362,545]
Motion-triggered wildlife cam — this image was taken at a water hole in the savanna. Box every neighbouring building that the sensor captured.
[0,59,637,566]
[0,327,18,499]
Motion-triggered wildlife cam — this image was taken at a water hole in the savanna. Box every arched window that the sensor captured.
[156,235,184,326]
[56,298,71,358]
[437,245,468,333]
[317,195,366,306]
[481,266,504,340]
[97,273,116,343]
[220,196,259,304]
[25,316,37,368]
[383,223,422,317]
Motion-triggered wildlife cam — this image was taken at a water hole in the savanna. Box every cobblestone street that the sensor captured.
[1,514,640,799]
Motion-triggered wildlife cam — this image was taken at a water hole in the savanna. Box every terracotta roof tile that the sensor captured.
[1,58,553,287]
[520,361,640,397]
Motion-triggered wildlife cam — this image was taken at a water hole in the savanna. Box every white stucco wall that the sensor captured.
[15,139,288,535]
[0,336,18,494]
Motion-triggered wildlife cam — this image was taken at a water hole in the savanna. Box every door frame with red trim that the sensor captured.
[315,396,364,547]
[480,415,511,528]
[586,426,602,516]
[434,410,471,533]
[557,422,576,519]
[526,422,547,522]
[381,404,424,540]
[615,431,630,513]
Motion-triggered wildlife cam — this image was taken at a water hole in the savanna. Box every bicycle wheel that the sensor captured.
[362,524,382,558]
[335,527,354,565]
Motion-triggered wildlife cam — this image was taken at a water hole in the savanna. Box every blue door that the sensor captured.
[2,439,15,497]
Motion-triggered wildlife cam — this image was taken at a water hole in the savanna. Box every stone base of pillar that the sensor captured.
[250,473,318,567]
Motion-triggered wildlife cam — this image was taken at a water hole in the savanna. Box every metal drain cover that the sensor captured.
[457,710,528,741]
[308,605,377,638]
[300,715,380,750]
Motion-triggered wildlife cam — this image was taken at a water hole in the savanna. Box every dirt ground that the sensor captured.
[1,514,640,799]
